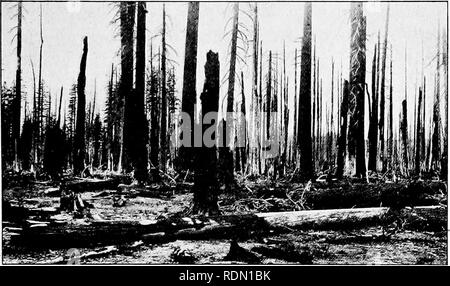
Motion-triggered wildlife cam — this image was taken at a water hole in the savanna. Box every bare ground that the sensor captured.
[2,180,448,265]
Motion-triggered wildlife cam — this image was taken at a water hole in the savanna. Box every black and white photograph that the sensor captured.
[0,0,448,267]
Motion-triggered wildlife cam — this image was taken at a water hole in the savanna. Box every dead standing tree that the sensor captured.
[431,25,441,172]
[348,2,366,178]
[379,4,390,172]
[193,51,220,215]
[250,3,260,175]
[415,87,423,175]
[368,43,378,172]
[297,2,313,181]
[336,80,350,179]
[73,37,88,175]
[120,2,135,173]
[179,2,200,170]
[12,2,23,168]
[160,4,168,173]
[133,2,148,183]
[222,2,240,187]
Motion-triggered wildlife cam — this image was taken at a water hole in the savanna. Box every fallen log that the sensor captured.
[2,200,59,223]
[10,206,446,248]
[290,181,447,210]
[62,177,130,193]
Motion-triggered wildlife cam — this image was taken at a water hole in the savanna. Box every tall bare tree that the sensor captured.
[133,2,148,183]
[13,2,23,168]
[179,2,200,169]
[73,37,88,175]
[432,24,441,170]
[223,2,239,185]
[297,2,313,181]
[120,2,136,172]
[379,4,390,171]
[348,2,366,178]
[160,4,168,172]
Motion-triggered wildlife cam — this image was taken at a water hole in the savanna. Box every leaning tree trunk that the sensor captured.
[297,2,313,181]
[193,51,220,215]
[133,2,148,183]
[348,2,366,178]
[120,2,136,173]
[179,2,199,170]
[73,37,88,175]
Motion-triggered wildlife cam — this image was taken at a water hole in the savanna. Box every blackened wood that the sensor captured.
[297,2,313,181]
[193,51,220,215]
[73,36,88,175]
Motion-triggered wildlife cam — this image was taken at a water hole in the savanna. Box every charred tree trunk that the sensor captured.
[133,2,148,183]
[239,71,247,172]
[442,27,448,179]
[223,2,239,186]
[120,2,136,173]
[193,51,220,215]
[388,45,394,173]
[179,2,199,170]
[432,26,441,171]
[401,99,409,174]
[415,88,423,175]
[297,2,313,181]
[36,4,44,166]
[293,48,298,164]
[160,4,168,173]
[368,44,378,172]
[348,2,367,178]
[379,5,390,172]
[13,2,23,167]
[336,80,350,179]
[73,37,88,175]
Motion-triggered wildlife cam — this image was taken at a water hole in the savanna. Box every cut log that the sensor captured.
[9,206,446,248]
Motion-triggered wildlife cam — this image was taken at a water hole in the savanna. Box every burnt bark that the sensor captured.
[336,80,350,179]
[120,2,135,173]
[348,2,367,178]
[73,37,88,175]
[193,51,220,215]
[297,2,313,181]
[133,2,148,183]
[179,2,200,169]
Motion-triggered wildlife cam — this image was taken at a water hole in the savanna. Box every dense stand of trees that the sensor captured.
[1,2,447,214]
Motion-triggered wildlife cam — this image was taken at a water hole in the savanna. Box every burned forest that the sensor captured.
[1,1,448,265]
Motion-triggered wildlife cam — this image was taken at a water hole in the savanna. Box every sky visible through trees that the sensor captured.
[1,2,446,139]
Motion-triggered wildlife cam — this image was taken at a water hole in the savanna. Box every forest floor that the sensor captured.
[1,171,448,265]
